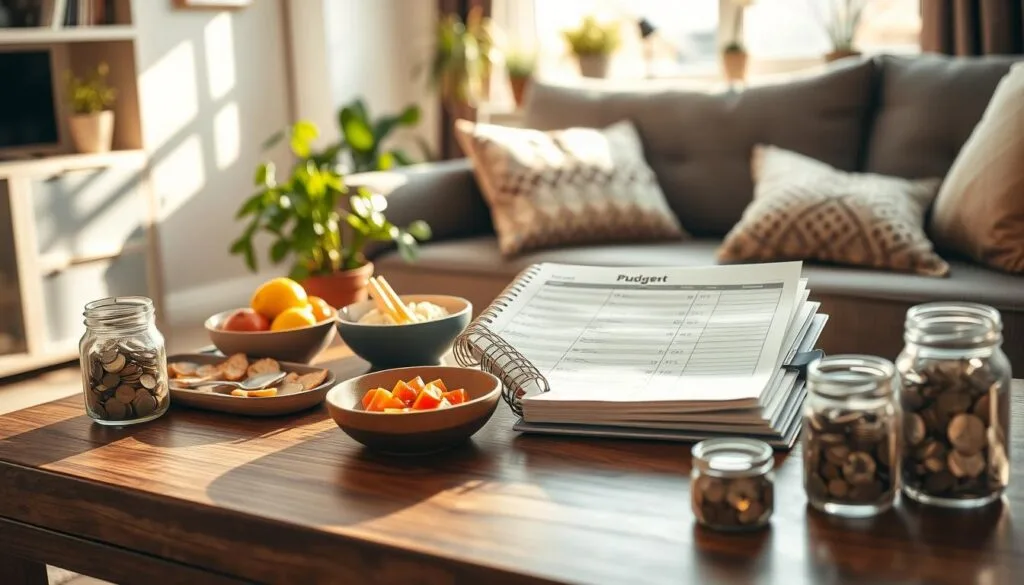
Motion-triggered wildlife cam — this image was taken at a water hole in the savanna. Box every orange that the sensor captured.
[251,278,308,320]
[307,296,333,322]
[270,306,317,331]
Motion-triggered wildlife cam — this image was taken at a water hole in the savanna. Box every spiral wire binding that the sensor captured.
[454,265,550,416]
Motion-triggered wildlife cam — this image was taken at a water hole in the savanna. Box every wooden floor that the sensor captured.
[0,324,220,585]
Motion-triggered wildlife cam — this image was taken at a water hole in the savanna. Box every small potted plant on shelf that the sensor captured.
[65,62,116,153]
[428,5,498,117]
[817,0,866,62]
[505,51,536,108]
[230,120,432,308]
[563,16,620,79]
[721,0,755,84]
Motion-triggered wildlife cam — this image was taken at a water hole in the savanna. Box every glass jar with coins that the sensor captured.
[897,302,1011,508]
[802,355,900,517]
[79,297,170,425]
[691,438,774,531]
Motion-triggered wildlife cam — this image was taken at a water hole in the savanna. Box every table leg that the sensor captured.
[0,551,48,585]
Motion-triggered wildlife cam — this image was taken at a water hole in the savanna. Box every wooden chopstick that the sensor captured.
[376,276,416,323]
[368,277,404,323]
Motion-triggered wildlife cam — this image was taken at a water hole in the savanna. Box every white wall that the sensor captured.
[133,0,292,324]
[288,0,439,159]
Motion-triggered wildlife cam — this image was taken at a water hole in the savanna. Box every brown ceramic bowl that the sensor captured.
[205,308,337,364]
[325,366,501,454]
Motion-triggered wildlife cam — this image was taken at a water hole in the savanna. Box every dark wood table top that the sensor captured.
[0,349,1020,585]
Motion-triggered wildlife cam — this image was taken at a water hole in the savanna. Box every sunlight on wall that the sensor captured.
[214,101,241,170]
[204,12,237,101]
[138,40,200,150]
[153,135,206,221]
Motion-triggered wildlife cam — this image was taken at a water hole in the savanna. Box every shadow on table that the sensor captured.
[0,413,122,467]
[204,426,502,527]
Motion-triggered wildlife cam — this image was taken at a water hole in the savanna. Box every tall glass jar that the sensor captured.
[691,438,774,531]
[79,297,170,425]
[803,355,900,517]
[897,302,1011,508]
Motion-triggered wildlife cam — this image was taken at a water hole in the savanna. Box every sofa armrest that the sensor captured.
[346,159,493,260]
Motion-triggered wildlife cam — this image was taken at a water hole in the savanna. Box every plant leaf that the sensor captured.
[395,232,418,263]
[349,195,370,217]
[398,104,421,126]
[242,241,256,272]
[389,149,416,167]
[288,263,310,281]
[377,151,395,170]
[369,193,388,212]
[270,238,291,263]
[236,192,265,219]
[407,220,432,241]
[254,162,275,187]
[340,107,375,152]
[261,129,286,151]
[290,120,319,158]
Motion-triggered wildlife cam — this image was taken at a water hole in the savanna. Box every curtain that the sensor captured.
[921,0,1024,56]
[437,0,492,160]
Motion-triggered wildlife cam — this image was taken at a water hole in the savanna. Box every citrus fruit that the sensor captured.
[307,296,333,322]
[251,278,308,320]
[270,306,317,331]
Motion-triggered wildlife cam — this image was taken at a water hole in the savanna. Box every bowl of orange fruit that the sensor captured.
[325,366,501,454]
[205,277,337,363]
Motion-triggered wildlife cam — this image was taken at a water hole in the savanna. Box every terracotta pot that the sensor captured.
[301,262,374,309]
[721,50,748,83]
[509,75,530,108]
[825,49,862,63]
[68,110,114,153]
[577,54,610,78]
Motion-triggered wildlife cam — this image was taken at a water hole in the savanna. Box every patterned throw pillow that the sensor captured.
[718,145,949,276]
[454,119,687,256]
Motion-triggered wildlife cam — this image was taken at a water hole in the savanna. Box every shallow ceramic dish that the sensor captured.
[336,295,471,369]
[325,366,500,454]
[167,353,336,416]
[205,308,337,364]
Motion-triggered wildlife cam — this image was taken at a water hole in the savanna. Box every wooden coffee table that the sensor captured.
[0,346,1020,585]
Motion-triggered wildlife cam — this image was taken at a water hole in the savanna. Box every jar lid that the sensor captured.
[905,302,1002,348]
[807,354,896,400]
[691,438,774,477]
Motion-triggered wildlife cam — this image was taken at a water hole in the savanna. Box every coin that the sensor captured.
[803,406,896,508]
[693,474,772,531]
[140,374,157,389]
[83,337,168,424]
[948,414,986,455]
[104,398,127,419]
[102,353,126,373]
[842,452,877,485]
[948,451,985,479]
[904,413,926,446]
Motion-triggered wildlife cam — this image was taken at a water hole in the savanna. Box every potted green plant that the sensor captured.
[816,0,866,62]
[65,62,116,153]
[505,51,536,108]
[335,98,429,173]
[721,0,755,83]
[428,6,497,115]
[563,16,620,78]
[231,120,432,308]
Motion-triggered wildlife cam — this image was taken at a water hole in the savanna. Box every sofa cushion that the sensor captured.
[453,119,686,256]
[864,54,1021,179]
[375,237,1024,311]
[929,63,1024,274]
[522,59,877,237]
[719,145,947,276]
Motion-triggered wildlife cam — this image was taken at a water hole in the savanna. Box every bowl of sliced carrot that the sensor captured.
[325,366,501,454]
[336,276,471,369]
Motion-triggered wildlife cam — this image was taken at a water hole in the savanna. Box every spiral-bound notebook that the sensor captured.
[454,261,827,448]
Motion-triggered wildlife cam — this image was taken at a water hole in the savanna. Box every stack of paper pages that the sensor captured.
[478,261,827,448]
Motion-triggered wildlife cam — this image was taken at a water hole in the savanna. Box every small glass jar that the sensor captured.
[802,355,900,517]
[896,302,1011,508]
[79,297,170,425]
[691,438,774,531]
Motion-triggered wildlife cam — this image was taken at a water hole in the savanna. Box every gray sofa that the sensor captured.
[352,55,1024,370]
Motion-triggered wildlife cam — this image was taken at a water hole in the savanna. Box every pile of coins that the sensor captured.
[691,474,773,530]
[84,339,168,422]
[901,359,1010,501]
[804,409,896,509]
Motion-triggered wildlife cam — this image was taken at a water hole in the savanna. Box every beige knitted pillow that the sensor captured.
[718,145,949,276]
[454,119,687,256]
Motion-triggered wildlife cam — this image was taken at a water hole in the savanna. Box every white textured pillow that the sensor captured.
[455,119,687,256]
[719,145,949,276]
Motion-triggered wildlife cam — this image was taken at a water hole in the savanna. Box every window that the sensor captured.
[492,0,921,81]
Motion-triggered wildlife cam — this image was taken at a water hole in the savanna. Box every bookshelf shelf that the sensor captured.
[0,25,135,45]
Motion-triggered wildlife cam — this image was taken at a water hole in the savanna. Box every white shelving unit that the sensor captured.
[0,25,136,45]
[0,0,162,378]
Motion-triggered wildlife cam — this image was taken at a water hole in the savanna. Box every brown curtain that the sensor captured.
[921,0,1024,55]
[437,0,491,160]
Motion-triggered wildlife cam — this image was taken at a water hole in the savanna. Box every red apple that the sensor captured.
[221,308,270,332]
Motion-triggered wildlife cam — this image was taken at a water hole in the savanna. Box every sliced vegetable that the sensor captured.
[366,389,403,412]
[442,388,467,405]
[362,387,387,409]
[411,384,443,410]
[391,380,418,405]
[407,376,426,392]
